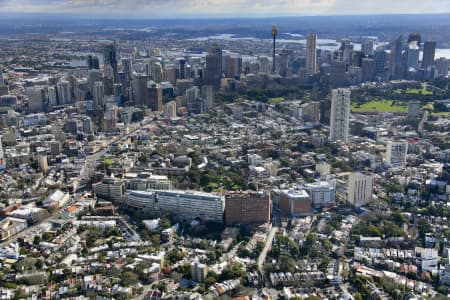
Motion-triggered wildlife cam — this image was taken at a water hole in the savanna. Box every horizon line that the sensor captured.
[1,12,450,20]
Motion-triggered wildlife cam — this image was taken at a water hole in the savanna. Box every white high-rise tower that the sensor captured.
[348,172,373,207]
[330,88,351,143]
[306,34,317,76]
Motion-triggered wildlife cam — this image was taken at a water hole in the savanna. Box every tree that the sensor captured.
[353,292,363,300]
[121,271,138,287]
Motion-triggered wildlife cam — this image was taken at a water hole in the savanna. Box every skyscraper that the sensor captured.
[0,136,6,170]
[361,58,376,82]
[147,81,163,112]
[26,86,45,113]
[306,34,317,76]
[57,80,71,105]
[87,55,100,70]
[93,81,105,108]
[348,172,373,207]
[390,35,403,79]
[0,71,5,87]
[422,41,436,69]
[205,43,222,90]
[329,88,351,143]
[373,47,386,74]
[121,57,132,85]
[361,39,374,56]
[201,85,214,111]
[330,61,347,88]
[103,43,118,75]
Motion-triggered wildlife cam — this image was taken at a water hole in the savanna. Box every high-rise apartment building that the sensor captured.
[329,88,351,143]
[306,34,317,76]
[348,172,373,207]
[224,191,271,226]
[386,141,408,167]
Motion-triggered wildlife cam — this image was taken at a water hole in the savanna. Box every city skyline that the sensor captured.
[1,0,450,18]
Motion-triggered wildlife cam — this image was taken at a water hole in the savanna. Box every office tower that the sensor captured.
[422,41,436,69]
[224,55,242,78]
[164,66,177,85]
[163,101,177,119]
[352,51,364,67]
[0,136,5,170]
[329,88,351,143]
[408,100,422,120]
[201,85,214,111]
[347,66,362,85]
[147,81,163,112]
[191,262,208,283]
[436,58,449,76]
[83,116,93,135]
[330,61,347,87]
[373,47,386,74]
[87,55,99,70]
[113,83,123,97]
[361,39,374,56]
[390,35,403,79]
[407,33,421,46]
[103,43,118,75]
[103,107,117,131]
[48,86,58,108]
[361,58,376,82]
[406,41,420,69]
[306,34,317,76]
[386,141,408,167]
[224,191,271,226]
[57,80,71,105]
[132,73,150,106]
[186,86,200,104]
[343,43,354,64]
[205,43,222,90]
[347,172,373,207]
[87,69,101,96]
[272,25,278,73]
[26,86,45,113]
[150,62,164,83]
[177,58,186,79]
[121,57,132,85]
[93,81,105,108]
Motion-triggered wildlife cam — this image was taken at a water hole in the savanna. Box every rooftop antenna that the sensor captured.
[271,25,278,74]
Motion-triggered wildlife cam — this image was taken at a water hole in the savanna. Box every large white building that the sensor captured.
[306,34,317,76]
[347,172,373,207]
[386,141,408,167]
[305,181,335,208]
[126,190,224,223]
[329,88,351,143]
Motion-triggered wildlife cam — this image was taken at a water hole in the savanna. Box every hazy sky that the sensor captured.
[1,0,450,17]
